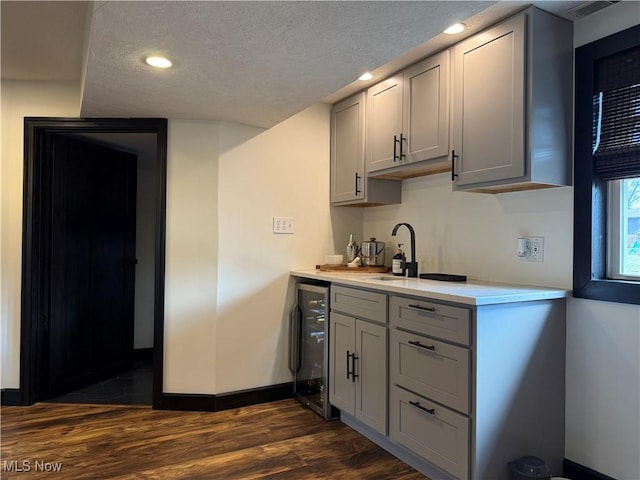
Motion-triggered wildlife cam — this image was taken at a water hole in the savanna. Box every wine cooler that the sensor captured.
[289,283,338,419]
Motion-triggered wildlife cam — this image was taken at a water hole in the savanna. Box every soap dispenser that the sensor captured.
[392,244,406,276]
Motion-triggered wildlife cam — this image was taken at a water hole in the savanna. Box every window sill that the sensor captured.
[573,277,640,305]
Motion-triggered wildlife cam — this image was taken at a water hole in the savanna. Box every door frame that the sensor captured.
[21,117,167,408]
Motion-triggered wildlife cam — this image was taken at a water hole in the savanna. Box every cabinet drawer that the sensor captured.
[391,386,469,480]
[331,286,387,324]
[390,296,470,345]
[390,329,469,414]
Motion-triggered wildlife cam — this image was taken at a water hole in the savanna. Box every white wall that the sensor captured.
[215,103,339,393]
[0,80,82,388]
[363,174,573,289]
[162,104,357,394]
[163,120,219,394]
[564,4,640,479]
[565,297,639,479]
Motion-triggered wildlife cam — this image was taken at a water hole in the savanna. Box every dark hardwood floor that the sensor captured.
[1,399,428,479]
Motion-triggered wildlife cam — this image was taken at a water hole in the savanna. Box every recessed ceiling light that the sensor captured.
[444,23,465,35]
[145,56,172,69]
[358,72,373,81]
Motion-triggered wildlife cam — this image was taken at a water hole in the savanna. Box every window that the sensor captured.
[574,24,640,305]
[608,178,640,280]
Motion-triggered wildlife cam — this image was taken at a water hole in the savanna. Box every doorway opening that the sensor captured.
[21,118,167,408]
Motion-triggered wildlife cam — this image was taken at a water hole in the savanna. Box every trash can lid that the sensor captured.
[508,456,552,479]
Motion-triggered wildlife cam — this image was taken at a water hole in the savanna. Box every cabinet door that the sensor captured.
[403,51,450,164]
[452,14,526,187]
[329,312,355,415]
[331,92,365,203]
[391,386,469,480]
[366,75,403,172]
[355,320,387,435]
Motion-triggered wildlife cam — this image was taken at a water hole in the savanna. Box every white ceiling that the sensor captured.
[2,1,584,129]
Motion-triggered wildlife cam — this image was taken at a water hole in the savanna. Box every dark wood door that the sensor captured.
[49,134,137,397]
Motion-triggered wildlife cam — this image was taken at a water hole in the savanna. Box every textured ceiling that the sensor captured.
[2,1,583,129]
[80,1,497,128]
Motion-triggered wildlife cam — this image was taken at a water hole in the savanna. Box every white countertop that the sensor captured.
[291,269,569,306]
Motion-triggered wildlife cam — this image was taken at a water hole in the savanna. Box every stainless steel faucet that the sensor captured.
[391,223,418,277]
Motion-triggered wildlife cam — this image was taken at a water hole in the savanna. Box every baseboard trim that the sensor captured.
[563,459,617,480]
[1,389,23,406]
[158,382,293,412]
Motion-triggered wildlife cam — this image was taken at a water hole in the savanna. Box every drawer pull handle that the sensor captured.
[408,303,436,312]
[408,340,435,351]
[409,401,435,415]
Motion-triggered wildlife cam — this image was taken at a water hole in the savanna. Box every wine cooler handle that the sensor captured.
[288,305,301,373]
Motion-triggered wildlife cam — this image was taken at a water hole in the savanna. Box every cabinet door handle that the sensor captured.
[352,354,359,382]
[408,340,436,351]
[409,400,436,415]
[346,350,353,379]
[399,133,406,160]
[393,135,400,162]
[408,303,436,312]
[354,173,361,196]
[451,149,459,181]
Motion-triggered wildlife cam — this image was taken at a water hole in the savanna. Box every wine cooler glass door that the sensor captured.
[294,284,333,418]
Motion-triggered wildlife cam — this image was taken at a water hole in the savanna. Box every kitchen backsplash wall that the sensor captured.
[362,173,573,289]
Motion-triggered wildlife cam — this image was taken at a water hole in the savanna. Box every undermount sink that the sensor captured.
[367,276,408,281]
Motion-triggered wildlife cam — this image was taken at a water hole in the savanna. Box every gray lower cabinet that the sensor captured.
[451,7,573,193]
[329,286,388,435]
[325,283,565,480]
[389,293,566,480]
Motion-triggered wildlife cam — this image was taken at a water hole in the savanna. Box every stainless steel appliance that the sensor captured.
[289,283,338,419]
[360,237,385,266]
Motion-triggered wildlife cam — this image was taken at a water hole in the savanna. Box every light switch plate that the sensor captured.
[273,217,294,234]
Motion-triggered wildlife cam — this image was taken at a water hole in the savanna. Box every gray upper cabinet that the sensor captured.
[367,51,450,180]
[366,75,403,173]
[331,93,365,204]
[330,92,401,206]
[451,7,573,193]
[402,52,450,169]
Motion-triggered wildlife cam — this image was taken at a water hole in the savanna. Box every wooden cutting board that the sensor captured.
[316,264,390,273]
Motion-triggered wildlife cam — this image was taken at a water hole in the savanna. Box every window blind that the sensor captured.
[592,46,640,181]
